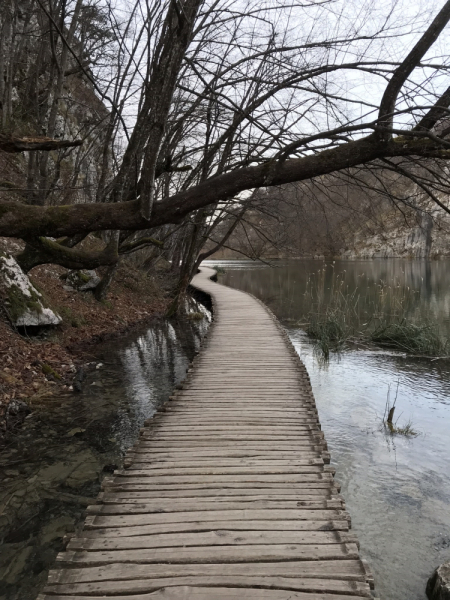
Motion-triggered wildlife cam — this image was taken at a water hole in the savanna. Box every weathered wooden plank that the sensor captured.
[142,430,318,438]
[99,493,335,504]
[119,466,326,477]
[99,487,337,499]
[87,500,343,515]
[39,587,371,600]
[56,543,360,566]
[135,443,326,452]
[42,577,371,597]
[84,508,350,529]
[128,454,328,463]
[111,475,334,486]
[67,530,357,551]
[126,459,325,469]
[46,560,367,583]
[127,451,323,460]
[134,441,326,449]
[81,520,350,538]
[101,482,340,493]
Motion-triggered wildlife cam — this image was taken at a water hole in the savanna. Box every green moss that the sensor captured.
[41,363,61,380]
[6,284,42,321]
[0,180,16,189]
[77,270,91,283]
[187,312,205,320]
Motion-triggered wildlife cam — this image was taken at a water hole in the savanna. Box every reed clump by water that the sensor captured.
[382,382,418,437]
[303,265,448,359]
[371,321,447,356]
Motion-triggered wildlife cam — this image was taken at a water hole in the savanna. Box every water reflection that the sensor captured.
[214,258,450,600]
[210,258,450,335]
[0,310,209,600]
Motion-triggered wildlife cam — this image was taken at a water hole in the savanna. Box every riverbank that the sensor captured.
[0,247,173,442]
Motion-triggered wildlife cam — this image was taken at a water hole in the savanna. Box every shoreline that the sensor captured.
[0,259,171,443]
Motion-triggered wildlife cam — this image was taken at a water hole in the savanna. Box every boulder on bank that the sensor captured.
[427,562,450,600]
[65,269,101,291]
[0,253,62,327]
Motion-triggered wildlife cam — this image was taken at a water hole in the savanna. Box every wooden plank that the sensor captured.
[82,520,351,538]
[84,508,350,529]
[45,560,367,583]
[67,530,357,550]
[135,443,326,451]
[101,482,340,492]
[126,459,325,468]
[99,492,334,502]
[57,543,360,566]
[42,577,371,597]
[111,475,334,485]
[120,466,326,476]
[99,488,337,499]
[39,587,371,600]
[129,453,327,461]
[87,500,343,515]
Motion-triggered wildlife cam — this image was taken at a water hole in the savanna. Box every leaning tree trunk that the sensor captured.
[94,263,118,301]
[166,215,205,317]
[94,231,120,300]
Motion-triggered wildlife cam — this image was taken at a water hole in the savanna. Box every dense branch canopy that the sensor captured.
[2,0,450,258]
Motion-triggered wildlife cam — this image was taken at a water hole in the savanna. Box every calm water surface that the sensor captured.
[210,258,450,600]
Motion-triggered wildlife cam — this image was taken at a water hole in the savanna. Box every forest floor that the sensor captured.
[0,238,173,441]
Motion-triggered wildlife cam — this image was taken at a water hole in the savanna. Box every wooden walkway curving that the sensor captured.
[39,266,376,600]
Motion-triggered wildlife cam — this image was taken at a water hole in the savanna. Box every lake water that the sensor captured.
[209,258,450,600]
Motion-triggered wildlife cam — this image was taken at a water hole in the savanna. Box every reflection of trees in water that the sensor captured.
[113,317,209,450]
[222,260,450,334]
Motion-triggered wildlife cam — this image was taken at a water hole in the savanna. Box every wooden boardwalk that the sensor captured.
[39,267,376,600]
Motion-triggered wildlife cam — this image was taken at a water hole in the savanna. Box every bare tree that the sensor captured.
[2,0,450,298]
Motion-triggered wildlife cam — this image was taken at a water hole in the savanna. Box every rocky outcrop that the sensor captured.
[0,254,61,326]
[65,269,101,291]
[341,212,436,259]
[340,209,450,259]
[427,562,450,600]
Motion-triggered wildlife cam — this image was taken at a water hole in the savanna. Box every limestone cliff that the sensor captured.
[340,203,450,259]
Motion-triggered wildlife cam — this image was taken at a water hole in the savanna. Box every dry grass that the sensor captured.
[382,382,418,437]
[302,265,448,359]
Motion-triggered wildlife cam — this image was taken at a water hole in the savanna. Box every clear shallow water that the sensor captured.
[0,308,210,600]
[212,258,450,600]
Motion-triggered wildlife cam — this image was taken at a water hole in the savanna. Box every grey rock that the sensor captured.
[5,399,30,430]
[0,254,62,326]
[427,562,450,600]
[66,269,101,291]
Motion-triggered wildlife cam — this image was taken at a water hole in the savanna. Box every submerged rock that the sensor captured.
[0,254,61,327]
[66,269,101,291]
[427,562,450,600]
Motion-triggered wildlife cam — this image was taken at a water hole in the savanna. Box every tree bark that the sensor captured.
[94,264,118,301]
[2,134,450,240]
[0,134,82,153]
